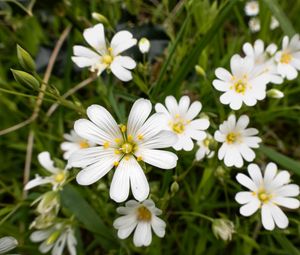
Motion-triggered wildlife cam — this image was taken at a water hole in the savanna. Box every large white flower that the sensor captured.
[155,96,210,151]
[213,54,270,110]
[275,34,300,80]
[113,199,166,247]
[68,99,178,203]
[244,1,259,16]
[60,130,95,160]
[0,236,18,254]
[235,163,300,230]
[214,115,261,168]
[30,224,77,255]
[195,133,215,161]
[24,152,69,191]
[242,39,283,84]
[72,23,137,82]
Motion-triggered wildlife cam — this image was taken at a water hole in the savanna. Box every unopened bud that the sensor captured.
[91,13,109,26]
[212,218,235,241]
[17,45,35,72]
[195,65,206,77]
[170,181,179,193]
[138,38,150,54]
[11,69,39,89]
[267,89,284,99]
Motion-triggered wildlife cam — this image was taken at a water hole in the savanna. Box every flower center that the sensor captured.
[226,132,238,144]
[102,55,113,65]
[79,140,89,148]
[172,121,185,134]
[257,189,271,203]
[137,206,152,222]
[280,52,292,64]
[203,138,210,147]
[234,80,247,94]
[54,172,65,183]
[121,142,133,154]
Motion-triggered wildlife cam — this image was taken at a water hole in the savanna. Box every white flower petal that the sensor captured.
[83,23,106,53]
[0,237,18,253]
[117,223,137,239]
[139,149,178,169]
[110,59,133,81]
[271,170,291,188]
[165,96,179,116]
[224,147,243,167]
[52,232,67,255]
[67,230,77,255]
[39,242,53,254]
[151,216,166,238]
[239,144,256,162]
[264,162,277,183]
[138,130,177,149]
[113,214,137,229]
[186,101,202,120]
[240,198,260,216]
[215,67,233,81]
[38,152,58,174]
[127,98,152,138]
[155,103,170,116]
[275,184,300,197]
[73,45,99,58]
[272,197,300,209]
[236,173,257,191]
[178,96,190,115]
[30,229,53,242]
[133,222,152,247]
[213,79,231,92]
[71,56,99,68]
[24,176,52,190]
[269,204,289,229]
[247,163,263,186]
[261,204,275,230]
[236,115,249,129]
[111,30,137,55]
[113,56,136,70]
[235,191,254,204]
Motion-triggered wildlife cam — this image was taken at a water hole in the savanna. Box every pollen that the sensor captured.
[103,142,110,149]
[234,80,247,94]
[54,172,65,183]
[125,155,130,160]
[121,143,133,154]
[120,125,127,133]
[280,52,292,64]
[127,135,133,142]
[137,206,152,222]
[137,156,142,161]
[114,149,121,155]
[102,55,113,65]
[226,132,238,144]
[257,188,271,204]
[114,138,121,144]
[203,138,210,147]
[172,121,185,134]
[79,140,89,148]
[114,161,119,167]
[137,134,144,140]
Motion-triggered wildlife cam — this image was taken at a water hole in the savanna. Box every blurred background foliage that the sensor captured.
[0,0,300,254]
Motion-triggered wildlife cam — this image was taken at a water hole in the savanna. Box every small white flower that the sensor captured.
[213,54,270,110]
[267,88,284,99]
[244,1,259,16]
[235,163,300,230]
[212,219,235,241]
[275,34,300,80]
[113,199,166,247]
[138,37,150,54]
[195,133,215,161]
[72,23,137,82]
[0,236,18,254]
[68,98,178,203]
[155,96,210,151]
[249,17,261,33]
[24,152,69,191]
[60,130,95,160]
[30,224,77,255]
[214,115,261,168]
[242,39,283,84]
[270,16,279,30]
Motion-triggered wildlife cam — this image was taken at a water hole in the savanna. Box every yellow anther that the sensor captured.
[122,143,133,154]
[226,132,238,144]
[137,134,144,140]
[79,140,89,148]
[127,135,133,142]
[280,52,292,64]
[120,125,127,133]
[257,189,271,203]
[108,47,113,53]
[172,121,185,134]
[175,114,180,118]
[103,142,110,149]
[125,155,130,161]
[102,55,113,65]
[114,138,121,144]
[114,161,119,167]
[137,206,152,222]
[137,156,143,161]
[203,138,210,147]
[234,80,247,94]
[54,172,65,183]
[114,149,121,155]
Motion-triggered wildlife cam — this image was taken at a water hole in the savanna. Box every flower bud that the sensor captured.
[17,45,35,72]
[11,69,39,89]
[267,89,284,99]
[170,181,179,193]
[195,65,206,77]
[138,37,150,54]
[91,12,109,26]
[212,218,235,241]
[36,191,60,215]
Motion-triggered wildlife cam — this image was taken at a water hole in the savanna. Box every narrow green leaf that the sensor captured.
[259,145,300,176]
[162,0,239,96]
[60,185,118,248]
[11,69,39,89]
[262,0,296,37]
[273,233,300,255]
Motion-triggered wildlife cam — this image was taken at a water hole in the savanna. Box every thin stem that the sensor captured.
[172,211,214,222]
[22,130,34,199]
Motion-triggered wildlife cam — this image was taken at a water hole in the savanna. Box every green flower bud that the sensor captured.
[195,65,206,77]
[17,45,35,72]
[267,89,284,99]
[170,181,179,193]
[11,69,39,89]
[91,12,109,26]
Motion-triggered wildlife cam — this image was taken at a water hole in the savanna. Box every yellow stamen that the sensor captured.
[257,189,271,203]
[280,52,292,64]
[137,156,142,161]
[172,121,185,134]
[203,138,210,147]
[137,134,144,140]
[137,206,152,221]
[127,135,133,142]
[226,132,238,144]
[121,143,133,154]
[125,155,130,161]
[79,140,89,148]
[114,149,121,155]
[54,172,65,183]
[120,125,127,133]
[234,80,247,94]
[114,161,119,167]
[103,142,110,149]
[102,55,113,65]
[115,138,121,144]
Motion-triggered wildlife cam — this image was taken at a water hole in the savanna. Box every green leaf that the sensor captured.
[160,0,240,96]
[60,185,119,249]
[273,233,300,255]
[262,0,296,37]
[17,45,36,72]
[259,145,300,176]
[11,69,39,89]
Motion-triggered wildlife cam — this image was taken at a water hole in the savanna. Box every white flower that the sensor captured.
[235,163,300,230]
[60,130,95,160]
[212,219,235,241]
[249,17,260,33]
[275,34,300,80]
[244,1,259,16]
[195,133,215,161]
[24,152,69,191]
[138,37,150,54]
[30,224,77,255]
[72,23,137,82]
[0,236,18,254]
[213,54,270,110]
[214,115,261,168]
[267,88,284,99]
[113,199,166,247]
[242,39,283,84]
[270,16,279,30]
[155,96,210,151]
[68,98,178,203]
